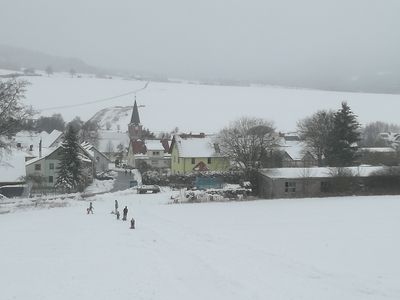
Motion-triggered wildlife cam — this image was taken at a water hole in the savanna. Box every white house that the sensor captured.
[26,145,93,192]
[81,141,111,173]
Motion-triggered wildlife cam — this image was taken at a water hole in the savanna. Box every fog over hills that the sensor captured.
[0,44,100,75]
[0,43,399,94]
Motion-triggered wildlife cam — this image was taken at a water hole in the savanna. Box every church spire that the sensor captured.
[130,99,141,125]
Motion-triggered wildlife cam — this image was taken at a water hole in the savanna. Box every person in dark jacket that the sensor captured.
[116,210,120,220]
[130,218,135,229]
[122,206,128,221]
[114,200,119,214]
[87,202,94,214]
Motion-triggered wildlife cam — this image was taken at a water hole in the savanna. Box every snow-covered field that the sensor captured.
[6,70,399,132]
[1,191,399,299]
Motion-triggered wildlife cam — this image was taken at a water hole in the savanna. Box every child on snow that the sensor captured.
[87,202,94,214]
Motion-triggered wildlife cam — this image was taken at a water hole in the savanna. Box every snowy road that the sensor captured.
[1,191,400,299]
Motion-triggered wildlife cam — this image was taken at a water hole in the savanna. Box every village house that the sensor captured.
[281,140,318,167]
[0,150,27,197]
[25,145,93,193]
[357,147,399,166]
[257,166,394,199]
[278,132,318,168]
[169,133,230,174]
[81,141,111,173]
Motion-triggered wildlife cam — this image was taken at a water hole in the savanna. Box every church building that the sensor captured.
[126,100,171,169]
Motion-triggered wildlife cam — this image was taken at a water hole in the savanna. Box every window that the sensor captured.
[191,158,195,164]
[207,157,212,164]
[49,163,54,170]
[285,181,296,193]
[48,176,53,183]
[153,151,160,156]
[35,164,41,171]
[320,181,330,193]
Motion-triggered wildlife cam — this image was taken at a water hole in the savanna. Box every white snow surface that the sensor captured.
[1,191,399,299]
[0,150,26,182]
[260,166,387,179]
[13,72,400,133]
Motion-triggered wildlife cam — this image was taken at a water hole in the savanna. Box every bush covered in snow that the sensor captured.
[171,183,252,203]
[143,170,247,190]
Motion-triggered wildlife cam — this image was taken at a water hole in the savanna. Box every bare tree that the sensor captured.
[216,117,277,176]
[0,80,34,150]
[45,65,53,77]
[69,68,76,78]
[106,140,115,153]
[297,110,335,166]
[360,121,400,147]
[79,120,100,146]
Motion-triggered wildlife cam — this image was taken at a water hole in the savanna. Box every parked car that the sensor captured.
[137,185,161,194]
[96,171,114,180]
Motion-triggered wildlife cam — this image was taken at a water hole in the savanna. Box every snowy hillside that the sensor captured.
[89,106,132,131]
[3,69,400,132]
[1,192,399,299]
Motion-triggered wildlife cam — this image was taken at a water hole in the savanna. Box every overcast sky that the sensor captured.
[0,0,399,81]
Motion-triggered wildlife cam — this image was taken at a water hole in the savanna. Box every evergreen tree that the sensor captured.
[325,102,360,167]
[55,126,84,192]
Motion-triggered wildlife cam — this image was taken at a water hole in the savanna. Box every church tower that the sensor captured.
[128,100,143,141]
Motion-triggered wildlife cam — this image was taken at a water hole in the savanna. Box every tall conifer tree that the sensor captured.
[55,125,84,192]
[326,102,360,167]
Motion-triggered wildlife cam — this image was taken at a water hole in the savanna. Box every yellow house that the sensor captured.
[169,133,230,174]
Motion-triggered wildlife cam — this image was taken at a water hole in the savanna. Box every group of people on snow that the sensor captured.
[115,200,135,229]
[86,200,135,229]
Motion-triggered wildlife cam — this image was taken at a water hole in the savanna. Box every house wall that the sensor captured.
[171,144,230,174]
[26,148,94,191]
[171,146,184,174]
[282,153,318,168]
[358,151,399,166]
[92,149,109,172]
[26,158,60,189]
[258,174,334,199]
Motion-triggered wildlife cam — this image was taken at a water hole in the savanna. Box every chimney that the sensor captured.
[39,139,42,158]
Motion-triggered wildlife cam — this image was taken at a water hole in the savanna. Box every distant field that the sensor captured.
[3,70,400,133]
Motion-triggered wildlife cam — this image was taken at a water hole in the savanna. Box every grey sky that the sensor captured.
[0,0,399,81]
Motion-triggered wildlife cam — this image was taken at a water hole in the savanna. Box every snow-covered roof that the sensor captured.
[43,130,63,147]
[145,140,166,151]
[360,147,396,153]
[280,140,313,160]
[260,166,387,179]
[25,147,60,166]
[281,141,307,160]
[14,130,61,148]
[81,141,111,161]
[174,135,220,158]
[0,150,26,182]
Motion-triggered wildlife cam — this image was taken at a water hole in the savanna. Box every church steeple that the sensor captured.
[128,99,143,141]
[130,100,141,125]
